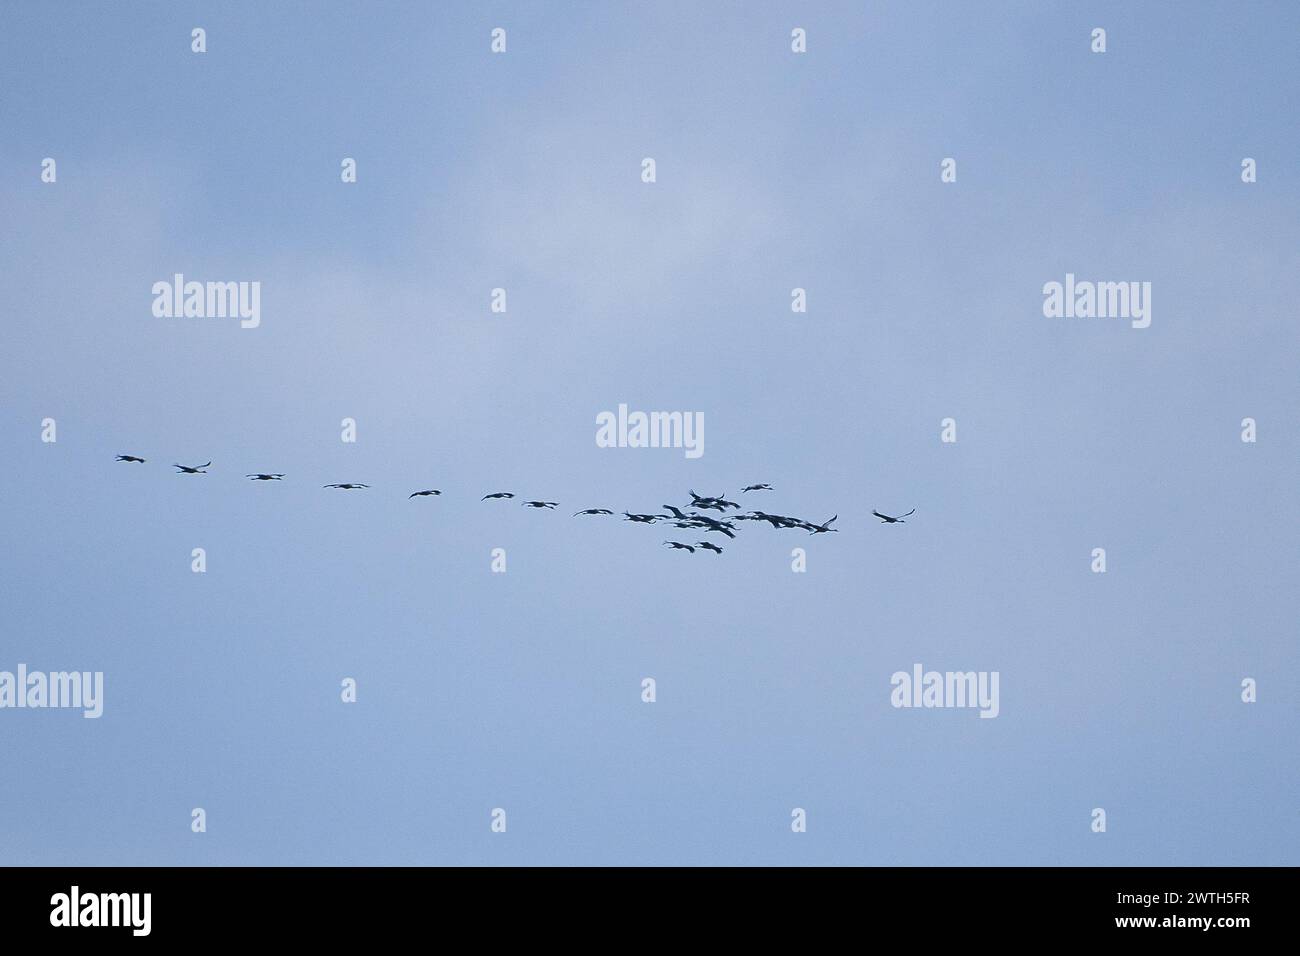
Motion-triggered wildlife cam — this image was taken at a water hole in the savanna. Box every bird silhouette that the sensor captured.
[688,514,738,538]
[695,541,724,554]
[174,462,211,474]
[690,499,727,513]
[246,474,284,481]
[663,541,695,553]
[738,511,805,530]
[805,515,839,534]
[741,483,772,492]
[409,489,442,498]
[115,455,146,463]
[324,483,369,490]
[624,512,665,523]
[574,508,613,516]
[522,501,558,509]
[872,509,916,524]
[482,492,514,500]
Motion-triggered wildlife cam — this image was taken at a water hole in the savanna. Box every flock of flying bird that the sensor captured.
[114,455,916,553]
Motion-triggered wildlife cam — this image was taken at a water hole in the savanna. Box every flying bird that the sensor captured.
[688,490,726,507]
[115,455,146,463]
[805,515,839,534]
[174,462,211,474]
[324,483,369,490]
[574,508,613,516]
[482,492,515,500]
[663,541,696,553]
[688,514,738,538]
[872,509,916,524]
[689,499,727,513]
[740,511,806,530]
[734,511,770,525]
[741,483,772,492]
[409,489,442,498]
[522,501,558,509]
[246,474,284,481]
[695,541,724,554]
[624,512,665,523]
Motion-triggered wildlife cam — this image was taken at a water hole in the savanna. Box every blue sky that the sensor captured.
[1,1,1296,865]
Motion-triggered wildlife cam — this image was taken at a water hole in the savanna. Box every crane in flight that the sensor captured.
[687,490,729,510]
[872,509,916,524]
[174,461,211,474]
[738,511,803,530]
[688,514,737,538]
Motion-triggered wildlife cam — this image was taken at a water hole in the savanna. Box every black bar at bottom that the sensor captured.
[0,866,1284,941]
